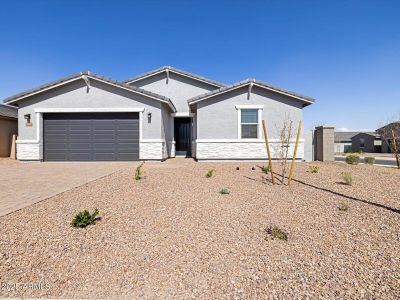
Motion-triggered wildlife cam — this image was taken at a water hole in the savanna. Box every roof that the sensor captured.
[335,131,379,143]
[124,66,225,88]
[187,79,315,106]
[3,71,177,112]
[376,121,400,132]
[0,103,17,119]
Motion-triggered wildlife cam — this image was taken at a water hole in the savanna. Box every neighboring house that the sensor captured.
[351,132,381,153]
[334,132,358,153]
[335,131,381,153]
[3,66,314,161]
[0,104,18,157]
[376,121,400,153]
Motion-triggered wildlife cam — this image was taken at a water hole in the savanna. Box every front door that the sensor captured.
[174,118,192,157]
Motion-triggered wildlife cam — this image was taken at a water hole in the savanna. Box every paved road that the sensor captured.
[335,156,398,167]
[0,162,133,217]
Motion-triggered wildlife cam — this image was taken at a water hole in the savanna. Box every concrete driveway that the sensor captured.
[0,160,133,217]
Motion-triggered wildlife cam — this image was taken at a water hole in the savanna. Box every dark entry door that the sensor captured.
[174,118,191,157]
[43,113,139,161]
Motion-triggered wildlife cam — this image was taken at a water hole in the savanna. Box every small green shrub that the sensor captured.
[345,154,360,165]
[206,169,215,178]
[135,162,144,180]
[309,165,320,173]
[265,226,288,241]
[219,187,230,195]
[364,156,375,165]
[338,202,349,211]
[341,172,353,186]
[71,209,99,228]
[261,165,271,174]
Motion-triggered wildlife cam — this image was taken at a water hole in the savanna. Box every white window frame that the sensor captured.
[235,105,263,140]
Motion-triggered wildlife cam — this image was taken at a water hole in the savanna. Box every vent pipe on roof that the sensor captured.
[247,81,254,100]
[82,75,90,92]
[166,68,169,84]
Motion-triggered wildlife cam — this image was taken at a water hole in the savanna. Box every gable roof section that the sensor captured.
[334,131,379,143]
[187,79,315,106]
[3,72,177,112]
[124,66,225,88]
[0,103,17,119]
[376,121,400,133]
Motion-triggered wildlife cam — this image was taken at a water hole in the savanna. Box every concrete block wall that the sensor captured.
[315,126,335,161]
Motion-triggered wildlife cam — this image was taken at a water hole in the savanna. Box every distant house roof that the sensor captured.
[376,121,400,133]
[351,132,380,140]
[0,103,17,119]
[124,66,225,88]
[335,131,379,143]
[187,79,315,106]
[3,72,176,112]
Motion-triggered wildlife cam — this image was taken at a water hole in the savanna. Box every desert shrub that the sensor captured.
[341,172,353,186]
[364,156,375,165]
[261,165,271,174]
[135,162,144,180]
[206,169,215,178]
[265,226,288,241]
[309,165,320,173]
[219,187,230,195]
[345,154,360,165]
[338,203,349,211]
[71,209,99,228]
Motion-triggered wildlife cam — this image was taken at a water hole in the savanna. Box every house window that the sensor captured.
[359,138,365,149]
[241,109,259,138]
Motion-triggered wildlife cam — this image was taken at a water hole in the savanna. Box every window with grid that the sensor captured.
[241,109,258,138]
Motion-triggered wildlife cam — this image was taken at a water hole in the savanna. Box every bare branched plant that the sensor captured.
[276,114,295,184]
[377,120,400,169]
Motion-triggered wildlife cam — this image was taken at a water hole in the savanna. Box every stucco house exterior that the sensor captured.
[376,121,400,153]
[3,66,314,161]
[0,104,18,157]
[334,131,381,153]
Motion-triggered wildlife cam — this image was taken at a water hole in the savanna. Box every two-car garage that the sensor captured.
[43,113,139,161]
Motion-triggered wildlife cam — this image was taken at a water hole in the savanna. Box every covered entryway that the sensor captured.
[43,113,139,161]
[174,118,192,157]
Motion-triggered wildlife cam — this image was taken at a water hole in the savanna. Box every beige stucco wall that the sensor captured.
[0,117,18,157]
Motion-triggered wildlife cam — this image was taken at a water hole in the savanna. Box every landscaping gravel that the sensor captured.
[0,159,399,299]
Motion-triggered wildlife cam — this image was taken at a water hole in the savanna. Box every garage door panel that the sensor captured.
[118,124,138,130]
[93,133,116,140]
[69,134,92,140]
[117,133,139,140]
[44,113,139,161]
[45,143,68,150]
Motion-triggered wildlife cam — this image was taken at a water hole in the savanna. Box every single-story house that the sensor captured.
[351,132,381,153]
[3,66,314,161]
[0,104,18,157]
[376,121,400,153]
[334,131,381,153]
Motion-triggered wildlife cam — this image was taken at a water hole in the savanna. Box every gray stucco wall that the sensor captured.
[129,72,217,112]
[195,86,303,140]
[17,79,166,141]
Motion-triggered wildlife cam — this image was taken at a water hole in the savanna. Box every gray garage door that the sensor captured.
[43,113,139,161]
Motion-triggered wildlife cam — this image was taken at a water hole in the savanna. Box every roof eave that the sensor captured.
[3,73,177,113]
[188,81,315,106]
[124,66,225,88]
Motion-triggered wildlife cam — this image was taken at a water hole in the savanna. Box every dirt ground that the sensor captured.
[0,159,399,299]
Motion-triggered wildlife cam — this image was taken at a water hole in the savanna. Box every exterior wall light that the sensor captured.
[147,112,152,123]
[24,114,32,127]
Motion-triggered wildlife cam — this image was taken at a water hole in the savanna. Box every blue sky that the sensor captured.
[1,0,399,130]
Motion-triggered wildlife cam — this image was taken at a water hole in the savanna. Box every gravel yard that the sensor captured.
[0,159,399,299]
